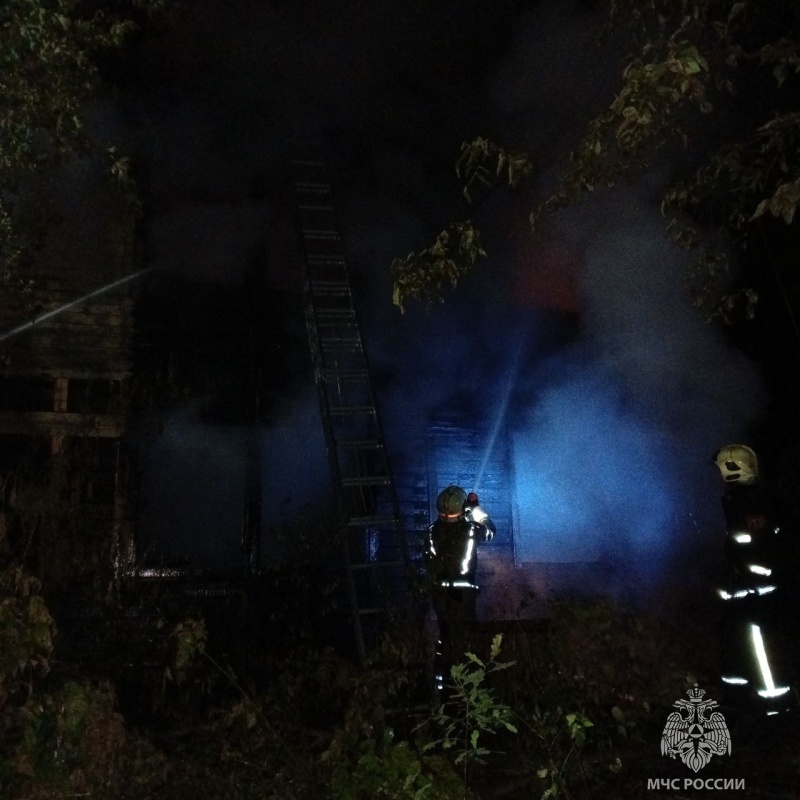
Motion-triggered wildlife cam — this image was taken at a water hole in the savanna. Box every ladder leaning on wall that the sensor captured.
[290,159,411,663]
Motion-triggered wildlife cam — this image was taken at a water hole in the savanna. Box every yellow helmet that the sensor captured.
[714,444,759,485]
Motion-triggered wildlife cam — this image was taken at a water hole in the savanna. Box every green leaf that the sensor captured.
[728,2,746,24]
[496,151,507,176]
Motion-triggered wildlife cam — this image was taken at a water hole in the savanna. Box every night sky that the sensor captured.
[110,0,766,594]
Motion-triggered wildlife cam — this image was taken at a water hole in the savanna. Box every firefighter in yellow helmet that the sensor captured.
[426,485,495,692]
[713,444,796,715]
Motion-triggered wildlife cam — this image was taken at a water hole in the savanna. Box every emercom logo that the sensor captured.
[661,684,731,772]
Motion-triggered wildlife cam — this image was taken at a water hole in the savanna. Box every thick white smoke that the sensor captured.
[512,189,763,580]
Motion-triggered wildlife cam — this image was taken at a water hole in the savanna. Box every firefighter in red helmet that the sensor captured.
[427,485,495,692]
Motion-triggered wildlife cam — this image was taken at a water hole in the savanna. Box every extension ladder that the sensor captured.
[291,160,411,662]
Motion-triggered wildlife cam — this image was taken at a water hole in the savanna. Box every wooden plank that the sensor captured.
[9,334,136,353]
[0,363,134,380]
[0,411,125,437]
[0,365,133,381]
[0,309,136,331]
[0,287,137,301]
[1,306,135,324]
[2,357,135,376]
[4,339,135,356]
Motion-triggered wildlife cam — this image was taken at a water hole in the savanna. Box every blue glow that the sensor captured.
[512,362,678,581]
[474,327,529,494]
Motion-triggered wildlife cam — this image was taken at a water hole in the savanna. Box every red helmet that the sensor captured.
[466,492,479,506]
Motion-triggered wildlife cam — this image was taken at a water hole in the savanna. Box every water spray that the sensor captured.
[473,326,529,494]
[0,268,152,345]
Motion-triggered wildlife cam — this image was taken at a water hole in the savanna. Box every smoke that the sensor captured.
[514,364,670,565]
[510,186,763,589]
[259,387,332,559]
[137,404,248,569]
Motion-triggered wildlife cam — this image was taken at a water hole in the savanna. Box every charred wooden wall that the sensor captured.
[0,188,139,592]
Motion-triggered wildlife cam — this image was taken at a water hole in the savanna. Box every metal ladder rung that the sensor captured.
[318,326,359,337]
[329,405,376,415]
[319,336,360,348]
[320,370,370,382]
[320,348,363,358]
[307,255,346,266]
[298,204,335,211]
[338,438,384,449]
[312,305,355,316]
[294,181,330,193]
[309,281,351,296]
[302,229,341,240]
[348,515,397,526]
[316,309,356,320]
[320,340,363,352]
[318,326,359,336]
[341,475,391,487]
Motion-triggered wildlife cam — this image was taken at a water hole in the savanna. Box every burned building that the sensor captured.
[0,157,598,669]
[0,166,141,598]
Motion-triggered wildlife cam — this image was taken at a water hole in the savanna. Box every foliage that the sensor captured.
[322,639,510,800]
[0,552,795,800]
[390,137,534,313]
[9,680,129,795]
[0,565,54,704]
[391,221,486,313]
[455,137,534,203]
[435,628,600,800]
[392,1,800,327]
[525,707,594,800]
[2,442,127,591]
[163,616,208,687]
[423,635,517,762]
[0,0,167,278]
[262,512,344,647]
[0,562,166,800]
[479,596,720,799]
[413,634,517,799]
[535,0,800,322]
[329,730,465,800]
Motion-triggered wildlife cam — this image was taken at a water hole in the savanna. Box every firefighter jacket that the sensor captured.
[717,482,796,711]
[719,483,782,598]
[426,510,494,590]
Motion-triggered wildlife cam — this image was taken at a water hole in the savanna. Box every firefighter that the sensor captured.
[714,444,795,715]
[427,485,495,692]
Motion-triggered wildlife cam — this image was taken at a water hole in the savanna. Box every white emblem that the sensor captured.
[661,685,731,773]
